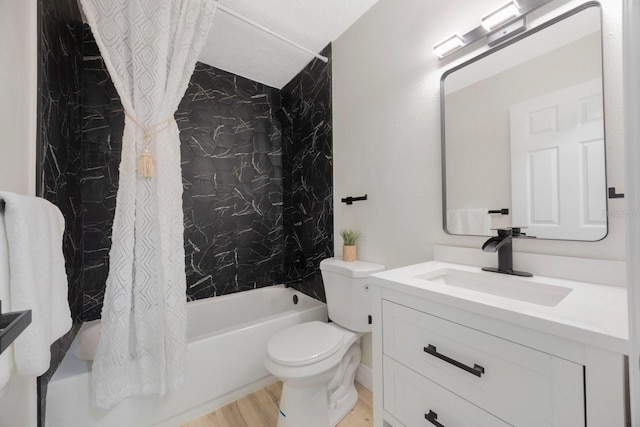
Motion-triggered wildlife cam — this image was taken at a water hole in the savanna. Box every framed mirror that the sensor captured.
[441,3,607,241]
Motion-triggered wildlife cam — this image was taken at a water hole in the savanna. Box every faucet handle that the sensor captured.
[511,227,526,236]
[511,226,537,238]
[492,228,512,237]
[491,227,530,237]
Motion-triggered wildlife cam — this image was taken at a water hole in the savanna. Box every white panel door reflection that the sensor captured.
[510,79,606,240]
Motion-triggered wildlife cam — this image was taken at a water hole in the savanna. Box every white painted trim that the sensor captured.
[584,347,627,427]
[355,363,373,392]
[623,0,640,424]
[0,0,37,197]
[0,0,39,421]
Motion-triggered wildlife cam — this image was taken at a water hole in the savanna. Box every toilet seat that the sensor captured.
[267,321,344,367]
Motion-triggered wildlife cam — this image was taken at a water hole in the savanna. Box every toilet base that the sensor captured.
[277,382,330,427]
[328,383,358,427]
[275,342,362,427]
[328,343,361,426]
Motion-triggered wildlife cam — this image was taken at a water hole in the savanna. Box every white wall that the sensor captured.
[0,1,39,426]
[332,0,625,367]
[623,1,640,421]
[0,0,38,197]
[0,373,38,427]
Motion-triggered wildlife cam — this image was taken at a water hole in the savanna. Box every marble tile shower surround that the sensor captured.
[282,44,334,302]
[82,31,334,318]
[82,29,286,320]
[33,13,333,427]
[36,0,84,425]
[38,0,84,324]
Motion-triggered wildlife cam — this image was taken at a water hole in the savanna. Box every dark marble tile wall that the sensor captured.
[37,0,84,323]
[82,30,284,319]
[281,45,334,302]
[81,28,124,319]
[34,14,332,427]
[35,0,84,425]
[179,64,284,301]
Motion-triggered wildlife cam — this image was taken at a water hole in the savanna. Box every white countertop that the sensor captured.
[370,261,629,355]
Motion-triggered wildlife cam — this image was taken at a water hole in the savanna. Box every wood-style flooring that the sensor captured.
[179,382,373,427]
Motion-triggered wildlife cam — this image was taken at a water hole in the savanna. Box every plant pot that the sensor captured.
[343,245,357,262]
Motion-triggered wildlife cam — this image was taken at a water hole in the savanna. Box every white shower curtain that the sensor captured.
[80,0,218,408]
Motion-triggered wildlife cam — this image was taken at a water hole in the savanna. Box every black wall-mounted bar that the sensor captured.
[0,300,32,355]
[608,187,624,199]
[488,208,509,215]
[341,194,368,205]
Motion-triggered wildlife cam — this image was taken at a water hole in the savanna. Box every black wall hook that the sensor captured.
[341,194,368,205]
[608,187,624,199]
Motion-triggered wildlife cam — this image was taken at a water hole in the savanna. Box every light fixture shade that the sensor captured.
[482,1,520,31]
[433,34,465,58]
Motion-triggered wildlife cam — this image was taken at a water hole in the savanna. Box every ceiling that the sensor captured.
[199,0,380,89]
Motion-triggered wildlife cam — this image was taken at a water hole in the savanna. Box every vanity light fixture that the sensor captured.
[433,34,465,59]
[433,0,552,60]
[481,1,520,31]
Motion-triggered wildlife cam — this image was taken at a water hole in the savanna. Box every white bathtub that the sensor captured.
[46,286,327,427]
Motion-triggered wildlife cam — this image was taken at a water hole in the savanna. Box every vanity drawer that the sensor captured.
[383,356,512,427]
[382,300,585,427]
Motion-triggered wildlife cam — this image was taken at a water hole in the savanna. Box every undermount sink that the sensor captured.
[414,269,573,307]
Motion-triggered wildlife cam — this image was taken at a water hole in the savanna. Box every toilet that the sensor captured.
[264,257,384,427]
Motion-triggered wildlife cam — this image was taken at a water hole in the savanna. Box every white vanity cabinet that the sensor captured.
[369,262,629,427]
[382,301,584,427]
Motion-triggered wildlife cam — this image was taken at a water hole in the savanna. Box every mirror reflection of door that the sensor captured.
[441,4,606,241]
[510,79,606,240]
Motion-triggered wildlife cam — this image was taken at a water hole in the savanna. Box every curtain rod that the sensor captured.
[217,4,329,63]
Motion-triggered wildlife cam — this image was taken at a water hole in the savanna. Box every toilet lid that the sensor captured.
[267,321,344,367]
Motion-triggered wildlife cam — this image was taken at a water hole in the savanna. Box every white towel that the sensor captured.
[0,192,72,380]
[447,208,492,235]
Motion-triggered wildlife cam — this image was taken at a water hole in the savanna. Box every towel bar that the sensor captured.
[341,194,368,205]
[0,300,32,355]
[488,208,509,215]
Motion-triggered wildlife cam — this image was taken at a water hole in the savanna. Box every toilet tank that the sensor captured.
[319,258,385,332]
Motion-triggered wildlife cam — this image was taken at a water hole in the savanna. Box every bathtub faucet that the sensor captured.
[481,228,532,277]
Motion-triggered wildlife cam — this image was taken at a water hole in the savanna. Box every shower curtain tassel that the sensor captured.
[138,127,155,178]
[138,146,155,178]
[125,112,174,178]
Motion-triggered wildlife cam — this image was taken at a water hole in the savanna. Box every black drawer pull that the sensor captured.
[425,410,445,427]
[424,344,485,378]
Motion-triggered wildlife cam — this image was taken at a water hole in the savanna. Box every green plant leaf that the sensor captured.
[340,229,361,246]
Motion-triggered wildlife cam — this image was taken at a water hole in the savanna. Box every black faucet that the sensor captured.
[481,228,532,277]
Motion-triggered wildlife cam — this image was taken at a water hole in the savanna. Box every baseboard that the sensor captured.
[355,363,373,392]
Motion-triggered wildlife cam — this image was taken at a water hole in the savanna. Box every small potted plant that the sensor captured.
[340,229,361,262]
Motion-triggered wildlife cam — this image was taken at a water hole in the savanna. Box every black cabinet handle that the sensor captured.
[425,410,445,427]
[424,344,485,378]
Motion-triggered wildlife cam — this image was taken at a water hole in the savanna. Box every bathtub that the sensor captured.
[46,286,327,427]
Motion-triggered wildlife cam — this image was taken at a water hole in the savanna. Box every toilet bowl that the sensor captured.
[265,321,362,427]
[264,258,384,427]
